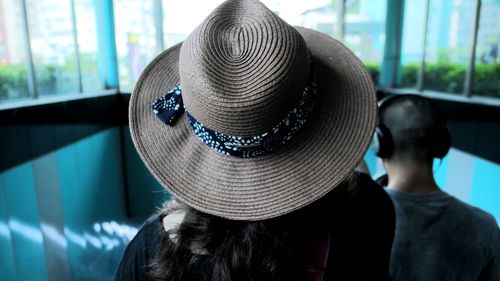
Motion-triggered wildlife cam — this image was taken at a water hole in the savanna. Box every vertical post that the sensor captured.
[70,0,83,93]
[95,0,119,90]
[154,0,165,53]
[464,0,481,97]
[20,0,38,99]
[336,0,345,41]
[379,0,405,87]
[417,0,430,92]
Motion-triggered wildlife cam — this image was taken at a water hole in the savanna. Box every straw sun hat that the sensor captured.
[129,0,377,220]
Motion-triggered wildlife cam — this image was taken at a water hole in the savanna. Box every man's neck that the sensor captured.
[384,161,441,194]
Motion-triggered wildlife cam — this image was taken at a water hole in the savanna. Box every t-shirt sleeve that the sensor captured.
[479,217,500,281]
[114,214,162,281]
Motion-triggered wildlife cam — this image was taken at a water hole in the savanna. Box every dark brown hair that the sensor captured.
[149,174,360,281]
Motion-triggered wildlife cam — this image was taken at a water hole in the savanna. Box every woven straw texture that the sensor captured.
[179,0,310,136]
[129,0,377,221]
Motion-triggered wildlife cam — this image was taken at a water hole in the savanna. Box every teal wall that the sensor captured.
[123,129,171,218]
[1,127,499,281]
[0,127,168,281]
[0,163,47,281]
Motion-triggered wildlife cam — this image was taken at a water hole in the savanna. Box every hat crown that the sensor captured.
[179,0,310,136]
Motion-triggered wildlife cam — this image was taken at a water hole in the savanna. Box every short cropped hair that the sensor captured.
[380,96,445,161]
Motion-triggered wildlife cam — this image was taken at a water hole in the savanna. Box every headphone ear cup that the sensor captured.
[375,124,394,159]
[432,125,451,159]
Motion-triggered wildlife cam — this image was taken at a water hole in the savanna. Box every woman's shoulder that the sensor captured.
[323,172,395,281]
[354,172,394,204]
[114,213,165,281]
[329,172,394,209]
[346,172,395,223]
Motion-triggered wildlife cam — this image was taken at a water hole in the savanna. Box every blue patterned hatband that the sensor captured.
[152,75,317,158]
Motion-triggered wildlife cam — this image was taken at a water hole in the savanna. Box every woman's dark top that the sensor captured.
[114,173,395,281]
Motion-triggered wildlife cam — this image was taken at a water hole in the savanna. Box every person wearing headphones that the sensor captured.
[374,94,500,281]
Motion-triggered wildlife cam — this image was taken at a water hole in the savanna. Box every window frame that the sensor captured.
[1,0,498,109]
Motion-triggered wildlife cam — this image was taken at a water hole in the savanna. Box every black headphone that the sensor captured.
[374,94,451,159]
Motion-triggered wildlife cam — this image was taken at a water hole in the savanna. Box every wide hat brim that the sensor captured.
[129,27,377,221]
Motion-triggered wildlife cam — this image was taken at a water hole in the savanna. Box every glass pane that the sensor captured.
[26,0,80,96]
[344,0,387,83]
[162,0,353,42]
[75,0,100,93]
[0,0,30,103]
[163,0,223,49]
[162,0,383,84]
[114,0,157,91]
[270,1,338,37]
[162,0,343,49]
[473,0,500,98]
[423,0,476,94]
[398,0,426,89]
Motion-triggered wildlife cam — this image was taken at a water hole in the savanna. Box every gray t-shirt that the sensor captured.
[386,189,500,281]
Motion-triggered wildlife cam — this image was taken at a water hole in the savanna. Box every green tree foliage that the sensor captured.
[1,61,499,100]
[0,65,29,100]
[366,62,500,98]
[364,62,380,85]
[472,63,500,97]
[0,64,56,101]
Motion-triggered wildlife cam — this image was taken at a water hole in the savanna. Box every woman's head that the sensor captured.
[129,0,377,220]
[150,174,361,281]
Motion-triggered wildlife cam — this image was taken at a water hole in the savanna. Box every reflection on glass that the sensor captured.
[0,0,30,102]
[473,0,499,98]
[399,0,426,89]
[423,0,475,94]
[26,0,80,96]
[344,0,387,82]
[75,0,100,92]
[114,0,157,91]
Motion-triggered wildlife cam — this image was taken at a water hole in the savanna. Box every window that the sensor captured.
[1,0,498,104]
[161,0,345,48]
[163,0,384,84]
[129,0,363,91]
[75,0,100,93]
[163,0,222,49]
[473,0,499,98]
[396,0,499,99]
[114,0,158,91]
[26,0,80,96]
[399,0,426,89]
[0,0,105,104]
[291,1,338,38]
[344,0,387,63]
[0,0,30,102]
[422,0,476,95]
[344,0,387,82]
